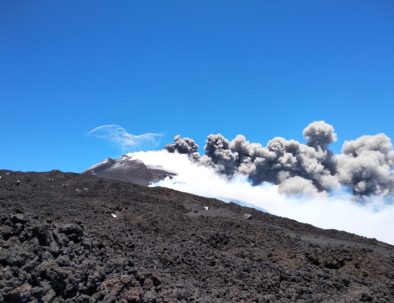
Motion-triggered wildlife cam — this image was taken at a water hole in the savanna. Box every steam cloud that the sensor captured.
[130,150,394,245]
[115,121,394,244]
[164,121,394,199]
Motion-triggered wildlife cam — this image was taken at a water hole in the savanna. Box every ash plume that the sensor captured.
[336,134,394,197]
[164,135,200,160]
[303,120,337,149]
[164,121,394,198]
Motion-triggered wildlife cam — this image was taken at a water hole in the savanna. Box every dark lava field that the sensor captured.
[1,170,394,302]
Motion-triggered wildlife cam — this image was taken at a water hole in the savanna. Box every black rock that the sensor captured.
[0,170,393,302]
[10,214,27,224]
[59,224,83,243]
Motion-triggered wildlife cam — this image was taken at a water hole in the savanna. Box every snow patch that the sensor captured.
[86,158,111,171]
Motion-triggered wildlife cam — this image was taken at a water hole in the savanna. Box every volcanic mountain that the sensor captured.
[1,169,394,302]
[84,155,174,186]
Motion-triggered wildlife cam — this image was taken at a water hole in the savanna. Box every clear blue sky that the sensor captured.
[1,1,393,172]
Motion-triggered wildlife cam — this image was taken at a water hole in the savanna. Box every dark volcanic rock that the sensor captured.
[0,170,393,302]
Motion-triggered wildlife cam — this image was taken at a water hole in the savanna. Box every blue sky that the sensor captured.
[1,1,393,172]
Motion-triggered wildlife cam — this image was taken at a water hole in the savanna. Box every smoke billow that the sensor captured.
[337,134,394,197]
[130,150,394,245]
[164,121,394,199]
[88,121,394,243]
[164,135,200,161]
[303,120,337,149]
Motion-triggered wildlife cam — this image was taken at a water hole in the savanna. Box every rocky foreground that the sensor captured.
[0,170,394,302]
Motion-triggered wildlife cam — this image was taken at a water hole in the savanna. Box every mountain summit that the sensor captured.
[84,154,174,186]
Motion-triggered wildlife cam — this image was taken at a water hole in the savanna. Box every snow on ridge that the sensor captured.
[85,158,111,171]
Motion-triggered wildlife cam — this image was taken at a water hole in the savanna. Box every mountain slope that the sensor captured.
[83,155,174,186]
[0,170,393,302]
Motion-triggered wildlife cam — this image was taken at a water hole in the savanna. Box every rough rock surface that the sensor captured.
[0,170,393,302]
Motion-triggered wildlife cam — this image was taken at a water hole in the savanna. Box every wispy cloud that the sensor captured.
[88,125,162,151]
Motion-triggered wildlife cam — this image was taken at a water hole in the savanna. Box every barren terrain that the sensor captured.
[1,170,393,302]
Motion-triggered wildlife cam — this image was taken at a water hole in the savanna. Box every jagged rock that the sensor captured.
[59,224,83,243]
[5,282,32,302]
[0,170,393,302]
[0,248,26,267]
[123,286,143,302]
[42,288,56,303]
[10,214,27,224]
[32,225,52,246]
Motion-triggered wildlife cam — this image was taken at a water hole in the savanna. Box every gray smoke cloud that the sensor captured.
[202,134,237,175]
[303,120,337,149]
[164,121,394,198]
[164,135,200,160]
[336,134,394,197]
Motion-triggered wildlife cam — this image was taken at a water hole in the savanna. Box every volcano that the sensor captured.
[0,169,393,302]
[84,154,175,186]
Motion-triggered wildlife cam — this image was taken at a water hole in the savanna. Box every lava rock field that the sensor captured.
[0,170,393,302]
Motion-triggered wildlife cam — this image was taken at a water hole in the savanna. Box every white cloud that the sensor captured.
[88,125,161,151]
[130,150,394,245]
